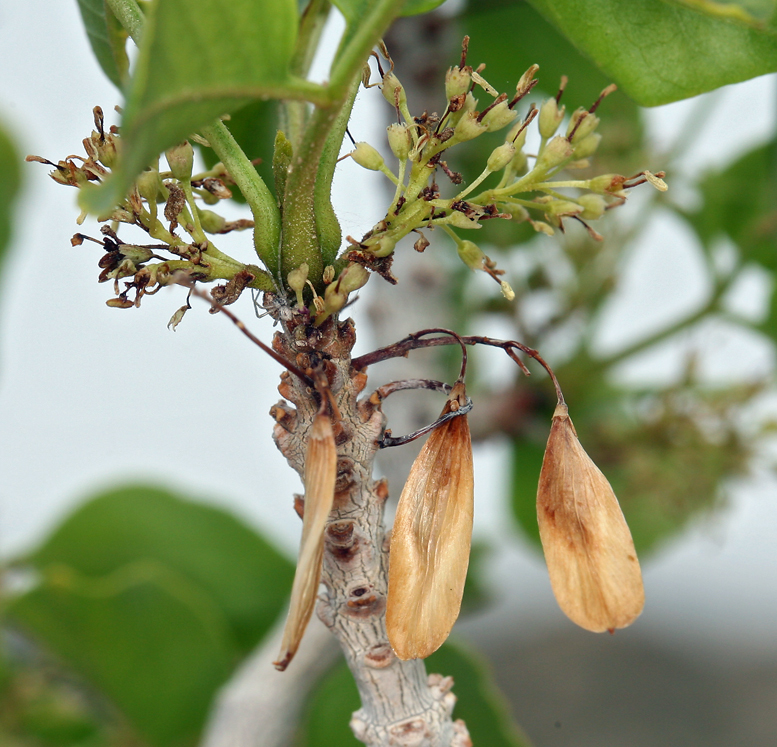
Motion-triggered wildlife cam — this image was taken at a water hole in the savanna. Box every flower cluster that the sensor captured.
[345,38,666,297]
[27,107,265,324]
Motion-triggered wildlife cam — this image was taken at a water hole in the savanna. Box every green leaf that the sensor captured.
[9,561,235,747]
[25,484,294,653]
[0,122,22,276]
[686,137,777,271]
[667,0,777,31]
[76,0,130,88]
[510,437,546,551]
[199,100,279,203]
[297,642,531,746]
[87,0,305,211]
[525,0,777,105]
[332,0,446,23]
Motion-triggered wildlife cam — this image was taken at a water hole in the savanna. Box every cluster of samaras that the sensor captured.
[265,303,644,670]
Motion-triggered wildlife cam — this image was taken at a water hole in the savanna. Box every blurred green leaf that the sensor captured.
[0,122,22,275]
[85,0,301,211]
[333,0,447,23]
[686,137,777,271]
[525,0,777,105]
[297,641,531,745]
[9,561,234,747]
[76,0,130,88]
[426,642,532,747]
[510,438,546,550]
[25,485,294,653]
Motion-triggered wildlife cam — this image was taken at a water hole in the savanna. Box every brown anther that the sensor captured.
[414,233,430,253]
[293,494,304,520]
[164,183,186,230]
[448,93,466,112]
[459,36,470,69]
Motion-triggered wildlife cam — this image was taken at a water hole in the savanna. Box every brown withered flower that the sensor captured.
[537,403,644,632]
[274,410,337,670]
[387,381,474,660]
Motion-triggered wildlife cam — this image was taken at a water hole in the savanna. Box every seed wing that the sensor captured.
[274,413,337,670]
[387,414,474,660]
[537,404,644,632]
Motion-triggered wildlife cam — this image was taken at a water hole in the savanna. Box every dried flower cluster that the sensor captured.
[28,106,269,322]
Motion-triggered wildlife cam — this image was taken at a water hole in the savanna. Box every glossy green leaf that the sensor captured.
[297,641,531,746]
[9,561,235,747]
[0,122,22,275]
[76,0,130,88]
[686,137,777,271]
[525,0,777,105]
[86,0,302,211]
[26,484,294,653]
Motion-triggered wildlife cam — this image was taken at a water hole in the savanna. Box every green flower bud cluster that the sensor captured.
[345,48,666,304]
[30,106,272,319]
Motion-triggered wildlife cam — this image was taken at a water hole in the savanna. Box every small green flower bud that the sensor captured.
[323,282,347,315]
[487,142,516,173]
[444,211,481,230]
[588,174,627,195]
[572,132,601,160]
[336,263,369,293]
[510,149,528,177]
[515,64,539,98]
[351,142,385,171]
[287,262,309,293]
[481,100,517,132]
[166,141,194,180]
[578,194,606,220]
[544,199,583,217]
[136,168,163,203]
[387,123,412,160]
[500,280,515,301]
[366,235,397,257]
[457,240,485,270]
[531,220,555,236]
[382,71,407,108]
[119,244,154,263]
[566,109,600,143]
[505,120,528,150]
[538,98,565,139]
[197,208,227,234]
[534,136,574,174]
[445,65,472,99]
[453,111,488,144]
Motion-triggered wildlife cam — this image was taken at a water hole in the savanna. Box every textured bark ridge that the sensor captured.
[270,311,472,747]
